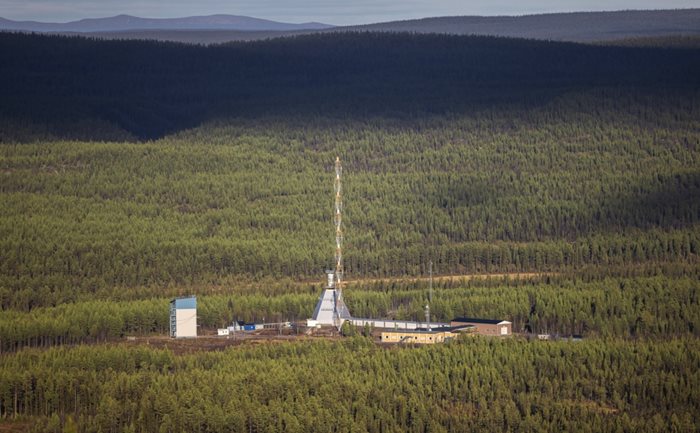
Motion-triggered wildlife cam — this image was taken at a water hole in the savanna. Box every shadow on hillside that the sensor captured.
[0,86,563,143]
[595,171,700,233]
[1,31,699,142]
[430,169,700,243]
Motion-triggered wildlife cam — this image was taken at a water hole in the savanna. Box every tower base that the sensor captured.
[311,289,352,328]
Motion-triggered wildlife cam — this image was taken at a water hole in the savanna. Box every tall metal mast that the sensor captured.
[334,157,344,323]
[429,261,433,304]
[425,261,433,331]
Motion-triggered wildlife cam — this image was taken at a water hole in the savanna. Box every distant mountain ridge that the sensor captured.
[1,9,698,43]
[346,9,700,42]
[0,14,334,32]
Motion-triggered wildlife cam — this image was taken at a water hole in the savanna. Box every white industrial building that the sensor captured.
[170,296,197,338]
[310,271,352,327]
[311,271,447,329]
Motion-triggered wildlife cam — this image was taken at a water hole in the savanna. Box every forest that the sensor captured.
[1,94,698,309]
[1,337,699,433]
[0,31,699,432]
[1,31,699,140]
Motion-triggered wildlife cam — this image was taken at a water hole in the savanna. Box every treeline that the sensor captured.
[600,35,700,48]
[1,275,697,352]
[1,337,698,432]
[1,32,699,139]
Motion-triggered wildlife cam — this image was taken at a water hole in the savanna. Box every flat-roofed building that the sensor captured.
[450,317,512,336]
[170,296,197,338]
[380,325,475,344]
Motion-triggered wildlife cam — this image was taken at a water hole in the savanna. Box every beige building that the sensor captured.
[380,326,475,344]
[450,317,512,336]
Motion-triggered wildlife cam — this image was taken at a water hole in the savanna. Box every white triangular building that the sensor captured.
[311,271,351,328]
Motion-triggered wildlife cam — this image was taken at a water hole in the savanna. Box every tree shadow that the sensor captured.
[1,31,698,142]
[594,171,700,233]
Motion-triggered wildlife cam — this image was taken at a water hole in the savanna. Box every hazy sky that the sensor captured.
[2,0,698,25]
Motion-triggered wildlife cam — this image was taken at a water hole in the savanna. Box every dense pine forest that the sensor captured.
[2,31,699,140]
[2,94,698,309]
[3,338,700,433]
[0,31,699,432]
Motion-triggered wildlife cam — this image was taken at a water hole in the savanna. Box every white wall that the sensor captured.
[175,308,197,338]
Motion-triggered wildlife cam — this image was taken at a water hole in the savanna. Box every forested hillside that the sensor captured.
[0,31,699,432]
[346,9,700,42]
[1,32,699,139]
[1,93,698,309]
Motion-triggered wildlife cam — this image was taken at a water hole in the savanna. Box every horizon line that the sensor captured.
[2,7,698,27]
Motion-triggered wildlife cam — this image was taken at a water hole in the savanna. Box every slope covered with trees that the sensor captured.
[0,31,699,432]
[1,31,699,139]
[1,93,698,308]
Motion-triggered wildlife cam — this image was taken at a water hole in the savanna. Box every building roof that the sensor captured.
[381,329,444,335]
[452,317,511,325]
[171,297,196,309]
[383,325,475,334]
[444,325,476,332]
[417,325,476,332]
[350,318,449,328]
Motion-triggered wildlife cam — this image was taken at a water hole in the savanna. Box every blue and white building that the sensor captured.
[170,296,197,338]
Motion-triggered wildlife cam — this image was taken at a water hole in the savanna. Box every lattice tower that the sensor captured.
[334,157,344,322]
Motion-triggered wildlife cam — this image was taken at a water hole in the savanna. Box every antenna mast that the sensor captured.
[429,260,433,304]
[334,157,344,325]
[425,260,432,331]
